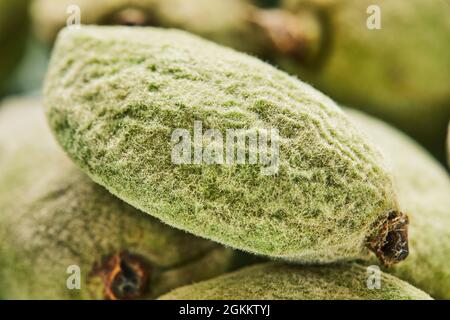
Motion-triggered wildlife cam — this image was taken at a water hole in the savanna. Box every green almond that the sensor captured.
[159,262,432,300]
[282,0,450,161]
[0,97,236,300]
[44,26,405,265]
[347,109,450,300]
[31,0,321,64]
[31,0,261,47]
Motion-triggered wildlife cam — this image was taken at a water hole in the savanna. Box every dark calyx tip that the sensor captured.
[92,251,151,300]
[368,211,409,267]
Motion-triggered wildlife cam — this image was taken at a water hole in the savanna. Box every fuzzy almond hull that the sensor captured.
[0,98,237,300]
[44,26,398,263]
[347,109,450,300]
[159,262,432,300]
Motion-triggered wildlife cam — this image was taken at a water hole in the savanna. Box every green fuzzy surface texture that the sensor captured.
[347,109,450,300]
[159,262,432,300]
[0,97,237,300]
[282,0,450,161]
[44,26,397,263]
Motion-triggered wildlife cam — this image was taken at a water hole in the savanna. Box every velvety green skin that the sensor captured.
[282,0,450,161]
[0,98,236,300]
[0,0,29,92]
[159,262,432,300]
[44,26,398,263]
[347,109,450,300]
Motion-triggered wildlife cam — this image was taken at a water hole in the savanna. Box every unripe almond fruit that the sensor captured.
[0,97,237,300]
[347,109,450,300]
[282,0,450,161]
[44,26,407,265]
[159,262,432,300]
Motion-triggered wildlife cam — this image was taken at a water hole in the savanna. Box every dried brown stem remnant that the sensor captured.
[92,251,151,300]
[368,211,409,267]
[102,7,155,26]
[248,8,322,63]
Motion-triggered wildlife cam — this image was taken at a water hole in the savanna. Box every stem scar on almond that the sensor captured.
[367,211,409,267]
[103,7,155,27]
[91,251,151,300]
[247,8,322,64]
